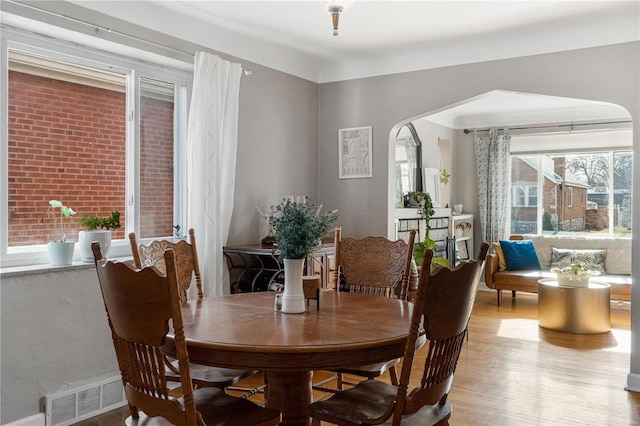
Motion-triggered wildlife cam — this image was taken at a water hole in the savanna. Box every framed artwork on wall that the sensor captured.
[338,126,372,179]
[423,167,441,207]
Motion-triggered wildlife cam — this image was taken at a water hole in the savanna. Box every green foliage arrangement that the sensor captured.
[79,211,121,231]
[267,196,338,259]
[407,191,450,270]
[40,199,76,242]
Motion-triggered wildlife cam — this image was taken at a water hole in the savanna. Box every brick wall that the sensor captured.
[8,70,174,246]
[140,95,175,239]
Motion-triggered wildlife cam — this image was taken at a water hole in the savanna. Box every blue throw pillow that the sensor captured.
[499,240,541,270]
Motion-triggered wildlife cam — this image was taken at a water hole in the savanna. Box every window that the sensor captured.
[567,187,573,208]
[1,35,190,266]
[510,150,632,237]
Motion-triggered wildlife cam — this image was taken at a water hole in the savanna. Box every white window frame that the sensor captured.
[0,29,192,268]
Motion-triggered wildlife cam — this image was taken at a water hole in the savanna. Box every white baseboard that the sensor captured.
[5,413,45,426]
[625,373,640,392]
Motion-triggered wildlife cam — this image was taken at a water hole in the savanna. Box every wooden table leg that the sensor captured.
[266,370,313,426]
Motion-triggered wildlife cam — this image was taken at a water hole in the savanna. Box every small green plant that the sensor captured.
[79,211,121,231]
[40,200,76,242]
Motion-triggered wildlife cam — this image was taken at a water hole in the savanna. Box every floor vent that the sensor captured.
[44,376,126,426]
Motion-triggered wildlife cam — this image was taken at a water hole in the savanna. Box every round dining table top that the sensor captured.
[173,291,413,371]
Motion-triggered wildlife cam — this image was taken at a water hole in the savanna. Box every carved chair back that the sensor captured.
[129,228,202,302]
[332,228,416,300]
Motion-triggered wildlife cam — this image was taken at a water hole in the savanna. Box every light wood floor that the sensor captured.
[76,290,640,425]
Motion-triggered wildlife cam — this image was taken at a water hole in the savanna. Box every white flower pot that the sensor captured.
[47,241,75,266]
[281,258,306,314]
[556,273,590,287]
[78,230,112,262]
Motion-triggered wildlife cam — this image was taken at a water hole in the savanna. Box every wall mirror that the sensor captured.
[394,123,422,207]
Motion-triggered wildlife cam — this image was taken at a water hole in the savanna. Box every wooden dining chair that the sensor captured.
[91,242,281,426]
[308,242,490,426]
[129,229,203,302]
[128,231,258,392]
[314,228,416,393]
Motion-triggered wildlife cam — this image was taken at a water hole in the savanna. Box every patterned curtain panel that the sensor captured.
[475,129,511,244]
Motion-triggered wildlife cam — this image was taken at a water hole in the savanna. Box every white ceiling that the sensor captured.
[65,0,640,84]
[5,0,639,128]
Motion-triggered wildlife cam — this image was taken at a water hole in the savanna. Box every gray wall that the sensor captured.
[230,63,319,244]
[318,42,639,241]
[1,267,116,423]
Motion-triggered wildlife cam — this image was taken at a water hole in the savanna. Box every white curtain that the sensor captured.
[186,52,242,297]
[475,128,511,244]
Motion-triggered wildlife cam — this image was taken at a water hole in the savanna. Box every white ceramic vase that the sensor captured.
[281,258,306,314]
[78,230,112,262]
[47,241,75,266]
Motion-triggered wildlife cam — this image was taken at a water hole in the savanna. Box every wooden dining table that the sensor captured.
[163,291,413,426]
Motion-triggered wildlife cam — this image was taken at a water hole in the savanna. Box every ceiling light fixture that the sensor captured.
[320,1,354,36]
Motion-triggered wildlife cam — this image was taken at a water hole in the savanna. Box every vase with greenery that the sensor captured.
[406,191,450,271]
[41,199,76,265]
[267,196,338,313]
[78,211,121,262]
[551,261,600,287]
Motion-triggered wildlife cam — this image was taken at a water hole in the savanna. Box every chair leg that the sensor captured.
[496,289,502,306]
[311,418,321,426]
[512,290,516,298]
[337,372,344,390]
[389,366,399,386]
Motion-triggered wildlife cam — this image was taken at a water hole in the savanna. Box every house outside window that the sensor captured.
[510,150,632,237]
[1,36,190,267]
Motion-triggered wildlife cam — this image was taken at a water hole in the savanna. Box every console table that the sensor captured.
[223,244,335,293]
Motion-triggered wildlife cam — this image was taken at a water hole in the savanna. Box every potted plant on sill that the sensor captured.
[551,261,600,287]
[41,200,76,266]
[78,211,121,262]
[267,196,337,314]
[406,191,450,271]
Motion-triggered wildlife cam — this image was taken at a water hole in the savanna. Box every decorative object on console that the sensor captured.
[78,211,121,262]
[267,196,338,313]
[454,204,463,215]
[455,221,472,237]
[41,199,76,266]
[551,261,600,287]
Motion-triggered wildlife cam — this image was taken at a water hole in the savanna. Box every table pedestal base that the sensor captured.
[266,370,313,426]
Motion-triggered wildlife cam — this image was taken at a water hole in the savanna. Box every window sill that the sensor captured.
[0,256,133,278]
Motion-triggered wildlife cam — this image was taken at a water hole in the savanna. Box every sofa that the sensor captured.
[485,234,632,305]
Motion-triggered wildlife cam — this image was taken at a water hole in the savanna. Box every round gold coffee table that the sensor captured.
[538,279,611,334]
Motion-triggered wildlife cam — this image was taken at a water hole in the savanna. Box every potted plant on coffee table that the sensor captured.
[41,199,76,266]
[551,261,600,287]
[78,211,121,262]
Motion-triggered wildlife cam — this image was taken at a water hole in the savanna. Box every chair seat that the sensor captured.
[332,358,399,379]
[309,376,451,426]
[166,359,256,388]
[126,387,281,425]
